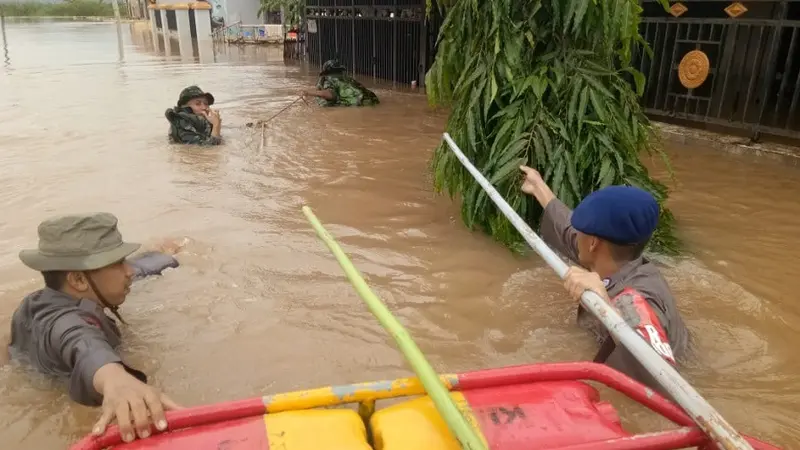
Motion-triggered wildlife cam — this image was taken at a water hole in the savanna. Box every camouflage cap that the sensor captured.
[320,59,346,75]
[19,213,141,272]
[177,85,215,107]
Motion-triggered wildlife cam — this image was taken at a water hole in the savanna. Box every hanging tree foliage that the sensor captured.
[258,0,302,28]
[425,0,680,254]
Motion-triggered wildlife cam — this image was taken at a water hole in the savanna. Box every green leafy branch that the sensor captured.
[426,0,680,255]
[258,0,302,28]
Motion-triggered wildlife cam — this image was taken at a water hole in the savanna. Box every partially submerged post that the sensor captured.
[110,0,122,21]
[260,123,265,151]
[1,7,7,48]
[110,0,124,61]
[0,8,5,69]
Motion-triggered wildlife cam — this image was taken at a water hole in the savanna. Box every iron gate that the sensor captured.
[303,0,442,86]
[296,0,800,141]
[634,0,800,140]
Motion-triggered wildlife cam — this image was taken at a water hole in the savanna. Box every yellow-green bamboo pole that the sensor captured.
[302,205,486,450]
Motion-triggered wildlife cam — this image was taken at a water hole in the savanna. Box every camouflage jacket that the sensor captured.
[316,74,380,107]
[165,107,222,146]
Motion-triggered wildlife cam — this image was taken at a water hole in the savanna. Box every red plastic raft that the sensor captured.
[70,362,782,450]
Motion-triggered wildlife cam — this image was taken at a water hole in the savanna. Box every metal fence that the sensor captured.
[294,0,800,141]
[634,0,800,140]
[165,10,177,32]
[301,0,442,86]
[152,7,162,29]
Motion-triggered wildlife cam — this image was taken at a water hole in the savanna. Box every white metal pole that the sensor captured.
[110,0,124,61]
[442,132,754,450]
[110,0,122,22]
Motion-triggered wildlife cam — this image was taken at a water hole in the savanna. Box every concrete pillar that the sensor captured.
[197,39,214,64]
[194,8,213,42]
[149,8,160,51]
[159,8,168,34]
[149,7,158,34]
[175,9,193,60]
[160,9,171,53]
[175,9,191,39]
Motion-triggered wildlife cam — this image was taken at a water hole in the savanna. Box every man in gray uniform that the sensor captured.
[7,213,181,443]
[519,165,689,397]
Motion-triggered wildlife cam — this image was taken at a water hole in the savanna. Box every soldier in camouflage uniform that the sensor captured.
[302,60,380,107]
[165,86,223,146]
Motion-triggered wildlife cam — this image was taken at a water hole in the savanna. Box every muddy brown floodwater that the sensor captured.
[0,20,799,450]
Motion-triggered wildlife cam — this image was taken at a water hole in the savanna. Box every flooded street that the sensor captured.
[1,20,799,449]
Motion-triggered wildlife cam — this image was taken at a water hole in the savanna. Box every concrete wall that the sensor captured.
[153,0,262,27]
[220,0,261,25]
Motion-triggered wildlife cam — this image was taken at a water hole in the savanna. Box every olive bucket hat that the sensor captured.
[19,213,141,272]
[320,59,346,76]
[177,85,215,108]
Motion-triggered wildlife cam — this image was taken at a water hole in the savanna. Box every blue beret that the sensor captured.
[570,186,660,245]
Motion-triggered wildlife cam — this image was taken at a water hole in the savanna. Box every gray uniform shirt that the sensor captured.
[7,288,146,406]
[540,199,689,395]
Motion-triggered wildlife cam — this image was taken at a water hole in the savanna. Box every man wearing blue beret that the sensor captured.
[520,165,689,394]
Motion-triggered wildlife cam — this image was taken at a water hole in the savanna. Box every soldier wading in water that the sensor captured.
[302,60,380,107]
[165,85,223,146]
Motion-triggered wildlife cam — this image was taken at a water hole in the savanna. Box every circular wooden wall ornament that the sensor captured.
[678,50,710,89]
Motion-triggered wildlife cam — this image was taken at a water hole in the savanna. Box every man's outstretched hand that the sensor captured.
[519,165,556,208]
[92,363,182,443]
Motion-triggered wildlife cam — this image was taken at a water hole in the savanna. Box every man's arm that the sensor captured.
[603,295,677,400]
[562,266,678,396]
[539,200,581,263]
[303,88,336,101]
[204,110,222,141]
[53,315,126,406]
[304,77,337,102]
[520,166,580,262]
[610,288,676,365]
[127,251,179,281]
[52,316,180,442]
[563,268,677,365]
[175,125,222,146]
